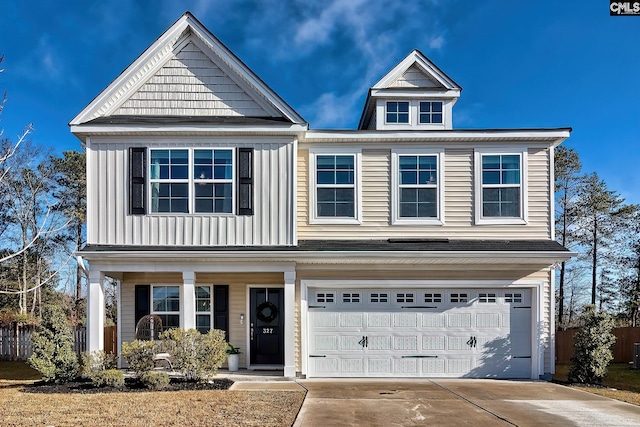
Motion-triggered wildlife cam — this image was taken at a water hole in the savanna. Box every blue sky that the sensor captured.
[0,1,638,203]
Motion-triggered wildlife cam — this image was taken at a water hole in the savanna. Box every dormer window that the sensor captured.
[386,101,409,124]
[419,102,443,124]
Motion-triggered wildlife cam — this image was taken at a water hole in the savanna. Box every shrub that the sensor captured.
[141,371,170,390]
[121,340,157,377]
[80,351,117,377]
[160,328,227,382]
[91,369,125,387]
[28,305,79,383]
[568,304,616,384]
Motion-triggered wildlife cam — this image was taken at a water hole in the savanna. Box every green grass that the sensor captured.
[555,363,640,405]
[0,360,41,381]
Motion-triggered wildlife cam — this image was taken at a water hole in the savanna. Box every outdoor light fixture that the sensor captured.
[240,314,244,324]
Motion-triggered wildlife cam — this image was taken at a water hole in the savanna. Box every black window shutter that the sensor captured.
[237,148,254,215]
[129,147,147,215]
[134,285,151,326]
[213,285,230,341]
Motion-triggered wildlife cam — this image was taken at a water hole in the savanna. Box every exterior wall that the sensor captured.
[389,65,439,88]
[114,41,269,117]
[121,272,283,370]
[294,265,552,375]
[87,137,295,246]
[297,146,551,240]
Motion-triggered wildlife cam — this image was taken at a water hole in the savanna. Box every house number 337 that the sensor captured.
[262,328,274,334]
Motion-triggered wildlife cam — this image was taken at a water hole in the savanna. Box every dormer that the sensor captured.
[358,50,461,131]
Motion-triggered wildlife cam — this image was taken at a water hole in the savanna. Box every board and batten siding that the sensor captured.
[87,137,295,246]
[297,146,551,239]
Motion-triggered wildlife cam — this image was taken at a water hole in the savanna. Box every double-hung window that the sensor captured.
[149,148,234,214]
[150,150,189,213]
[195,285,212,334]
[151,285,180,328]
[193,150,233,213]
[311,150,361,223]
[392,149,444,224]
[386,101,410,124]
[475,148,527,224]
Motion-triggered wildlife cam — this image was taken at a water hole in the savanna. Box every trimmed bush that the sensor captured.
[568,304,616,384]
[160,328,227,382]
[91,369,125,387]
[121,340,157,377]
[141,371,170,390]
[28,305,79,383]
[80,351,117,377]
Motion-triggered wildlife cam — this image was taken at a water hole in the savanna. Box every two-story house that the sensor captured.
[71,12,572,379]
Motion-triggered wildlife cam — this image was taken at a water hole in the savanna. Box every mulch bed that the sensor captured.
[24,377,233,394]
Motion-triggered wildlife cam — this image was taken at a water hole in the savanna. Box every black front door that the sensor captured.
[250,288,284,365]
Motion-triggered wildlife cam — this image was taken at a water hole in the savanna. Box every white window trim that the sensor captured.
[384,100,411,125]
[391,148,444,225]
[151,284,181,328]
[148,147,236,215]
[474,147,528,225]
[418,101,444,124]
[309,148,362,225]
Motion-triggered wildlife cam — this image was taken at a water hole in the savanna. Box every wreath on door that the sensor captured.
[256,301,279,323]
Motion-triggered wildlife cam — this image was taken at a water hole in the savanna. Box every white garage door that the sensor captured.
[307,288,532,378]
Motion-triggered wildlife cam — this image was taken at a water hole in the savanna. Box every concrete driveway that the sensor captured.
[293,379,640,426]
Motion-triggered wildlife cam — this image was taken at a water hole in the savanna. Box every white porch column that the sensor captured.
[87,269,105,352]
[181,270,196,330]
[284,270,296,378]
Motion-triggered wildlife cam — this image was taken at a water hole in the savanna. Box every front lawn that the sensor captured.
[554,363,640,406]
[0,361,305,427]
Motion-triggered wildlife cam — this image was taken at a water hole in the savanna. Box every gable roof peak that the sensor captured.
[70,11,306,127]
[372,49,461,91]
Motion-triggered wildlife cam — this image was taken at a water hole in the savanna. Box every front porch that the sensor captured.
[84,259,297,378]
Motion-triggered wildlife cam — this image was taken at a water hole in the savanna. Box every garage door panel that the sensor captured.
[340,358,365,374]
[368,335,391,351]
[312,312,338,328]
[422,335,446,350]
[447,312,471,328]
[340,313,364,327]
[313,334,339,351]
[394,336,418,351]
[368,358,392,374]
[367,313,391,328]
[447,358,472,374]
[341,335,367,351]
[476,312,500,328]
[393,313,418,327]
[422,358,446,374]
[423,313,446,327]
[395,358,419,374]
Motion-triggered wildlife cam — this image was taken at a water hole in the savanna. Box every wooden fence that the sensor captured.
[0,325,117,360]
[556,327,640,364]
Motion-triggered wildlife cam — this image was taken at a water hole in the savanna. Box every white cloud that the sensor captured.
[429,36,445,50]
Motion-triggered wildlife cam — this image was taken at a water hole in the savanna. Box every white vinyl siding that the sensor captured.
[86,137,295,246]
[297,147,550,239]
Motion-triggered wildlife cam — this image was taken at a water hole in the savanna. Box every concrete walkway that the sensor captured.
[291,379,640,427]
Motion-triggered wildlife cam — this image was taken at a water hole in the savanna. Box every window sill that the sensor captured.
[475,217,527,226]
[309,217,362,225]
[392,218,444,226]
